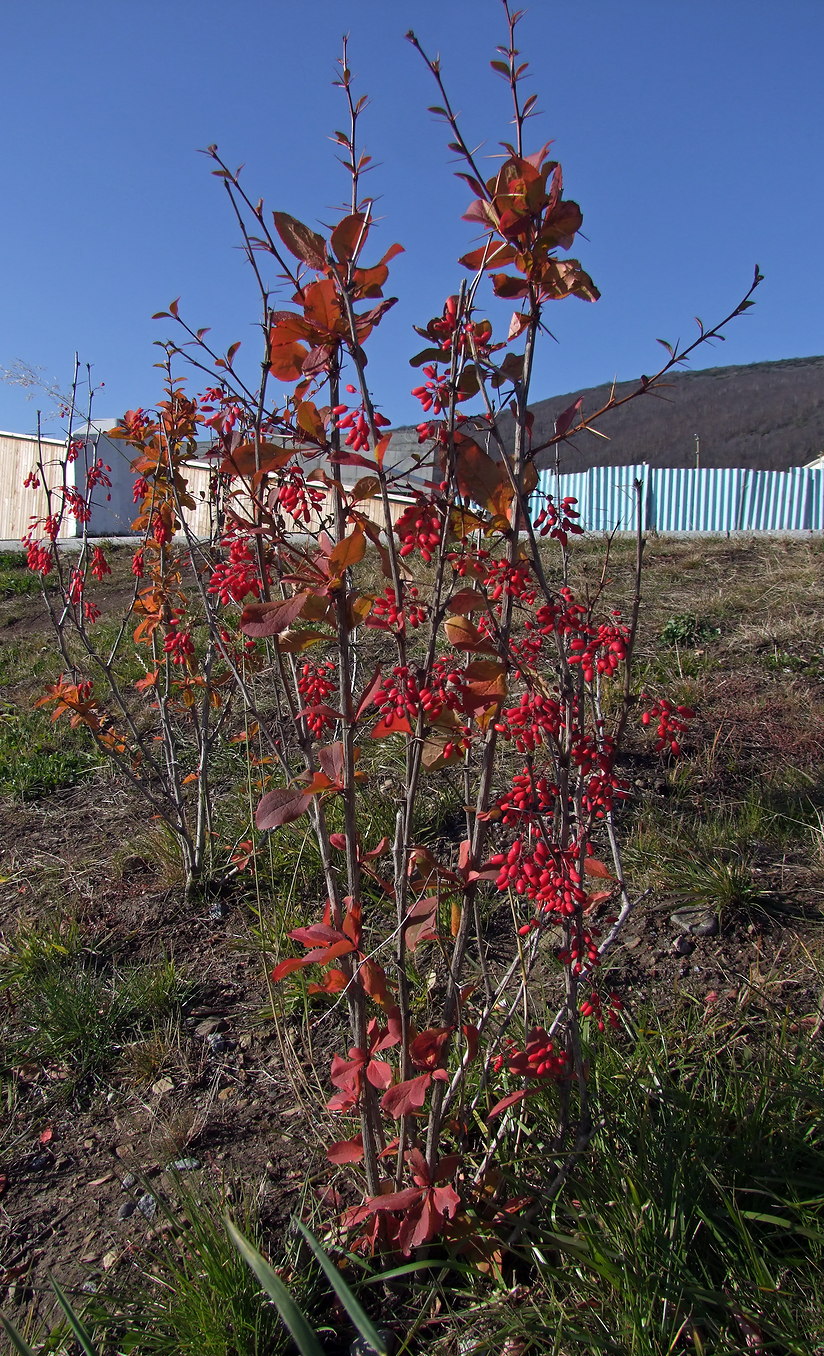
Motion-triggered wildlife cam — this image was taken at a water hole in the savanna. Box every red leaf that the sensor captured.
[381,1072,432,1118]
[307,968,348,995]
[409,1027,451,1070]
[39,1126,54,1145]
[289,923,347,949]
[271,957,310,982]
[355,665,384,720]
[255,787,313,830]
[327,1134,364,1165]
[444,616,495,654]
[363,1187,422,1214]
[554,396,583,439]
[220,441,294,476]
[488,1089,529,1118]
[371,712,412,739]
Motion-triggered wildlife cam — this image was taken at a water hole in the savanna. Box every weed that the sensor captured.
[659,611,720,648]
[1,926,192,1085]
[0,703,103,799]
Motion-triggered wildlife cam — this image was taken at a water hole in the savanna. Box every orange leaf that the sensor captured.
[583,858,615,880]
[329,525,366,573]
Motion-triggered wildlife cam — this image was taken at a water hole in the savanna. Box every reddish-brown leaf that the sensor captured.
[255,787,313,830]
[331,212,368,263]
[272,211,327,270]
[240,593,309,638]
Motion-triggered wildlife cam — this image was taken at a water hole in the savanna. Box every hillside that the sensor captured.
[389,355,824,475]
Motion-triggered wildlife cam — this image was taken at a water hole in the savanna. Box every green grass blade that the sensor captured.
[294,1219,389,1355]
[0,1316,38,1356]
[225,1217,325,1356]
[48,1275,99,1356]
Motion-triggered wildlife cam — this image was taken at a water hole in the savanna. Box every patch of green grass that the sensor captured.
[0,922,192,1084]
[86,1186,319,1356]
[659,611,720,648]
[462,1012,824,1355]
[0,703,103,798]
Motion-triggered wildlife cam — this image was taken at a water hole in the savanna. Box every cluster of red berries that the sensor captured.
[68,569,84,604]
[332,403,390,453]
[25,541,54,575]
[86,458,112,493]
[568,621,628,684]
[495,767,558,825]
[66,439,85,465]
[489,838,587,917]
[580,991,622,1032]
[297,661,337,739]
[63,487,91,524]
[483,558,536,604]
[132,475,150,504]
[208,536,262,605]
[640,694,695,756]
[410,365,453,417]
[532,587,589,639]
[152,514,172,546]
[533,494,584,546]
[23,470,40,490]
[395,500,443,564]
[277,470,326,525]
[491,1027,569,1081]
[90,547,110,582]
[447,546,490,577]
[131,549,145,578]
[557,929,601,974]
[494,691,563,753]
[84,601,100,624]
[366,585,427,633]
[163,617,195,665]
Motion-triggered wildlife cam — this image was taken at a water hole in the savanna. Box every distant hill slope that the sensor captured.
[390,356,824,475]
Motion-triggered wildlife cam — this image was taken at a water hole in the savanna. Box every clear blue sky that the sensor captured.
[2,0,822,437]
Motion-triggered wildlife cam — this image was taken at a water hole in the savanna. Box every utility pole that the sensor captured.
[694,433,700,469]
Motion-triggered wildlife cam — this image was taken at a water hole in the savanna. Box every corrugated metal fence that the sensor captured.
[536,465,824,534]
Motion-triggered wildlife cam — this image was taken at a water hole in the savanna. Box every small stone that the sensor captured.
[121,1172,136,1190]
[673,936,694,956]
[169,1157,200,1171]
[151,1077,174,1096]
[137,1193,157,1220]
[29,1152,52,1172]
[118,1201,136,1221]
[206,901,226,923]
[102,1250,119,1271]
[217,1086,236,1101]
[194,1017,226,1037]
[81,1280,98,1294]
[623,935,642,951]
[670,907,719,937]
[206,1032,230,1054]
[114,1143,135,1160]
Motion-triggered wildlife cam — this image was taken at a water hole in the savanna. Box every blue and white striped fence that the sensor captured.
[535,465,824,534]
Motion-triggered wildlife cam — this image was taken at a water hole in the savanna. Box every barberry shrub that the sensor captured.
[24,2,757,1256]
[22,361,253,894]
